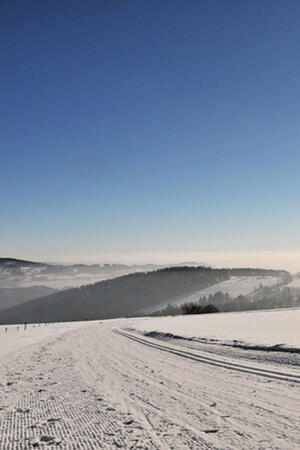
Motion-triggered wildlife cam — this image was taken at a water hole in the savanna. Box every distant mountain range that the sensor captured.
[0,264,289,325]
[0,257,207,271]
[0,257,47,268]
[0,257,163,290]
[0,257,208,290]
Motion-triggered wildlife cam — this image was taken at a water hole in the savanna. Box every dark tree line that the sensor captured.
[150,302,219,316]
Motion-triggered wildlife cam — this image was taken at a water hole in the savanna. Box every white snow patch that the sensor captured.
[197,276,279,297]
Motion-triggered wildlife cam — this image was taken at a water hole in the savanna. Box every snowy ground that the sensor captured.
[0,313,299,449]
[196,276,280,297]
[133,308,300,350]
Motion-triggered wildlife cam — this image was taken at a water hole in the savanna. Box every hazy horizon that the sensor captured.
[4,251,300,273]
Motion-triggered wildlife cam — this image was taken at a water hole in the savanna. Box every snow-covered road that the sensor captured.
[0,320,299,449]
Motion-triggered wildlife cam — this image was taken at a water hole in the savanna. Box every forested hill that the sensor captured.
[0,266,288,325]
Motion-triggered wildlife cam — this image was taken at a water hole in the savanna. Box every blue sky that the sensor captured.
[1,0,300,269]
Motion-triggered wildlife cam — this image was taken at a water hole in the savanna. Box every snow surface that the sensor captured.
[0,314,299,449]
[0,321,84,356]
[134,308,300,350]
[197,275,279,297]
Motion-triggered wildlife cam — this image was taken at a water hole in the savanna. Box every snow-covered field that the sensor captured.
[198,275,279,297]
[0,321,85,356]
[133,308,300,350]
[0,312,299,449]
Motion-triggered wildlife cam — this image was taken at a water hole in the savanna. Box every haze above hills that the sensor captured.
[0,257,164,289]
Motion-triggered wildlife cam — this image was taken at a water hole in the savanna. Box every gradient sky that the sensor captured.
[1,0,300,269]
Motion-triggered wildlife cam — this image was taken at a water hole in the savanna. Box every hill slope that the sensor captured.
[0,286,58,310]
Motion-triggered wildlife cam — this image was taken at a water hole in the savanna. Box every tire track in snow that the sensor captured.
[130,392,220,450]
[1,321,299,449]
[114,329,300,384]
[75,327,218,449]
[0,333,164,449]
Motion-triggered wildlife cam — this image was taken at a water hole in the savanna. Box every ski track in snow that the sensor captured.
[0,320,299,449]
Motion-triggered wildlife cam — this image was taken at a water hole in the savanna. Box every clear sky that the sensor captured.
[1,0,300,270]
